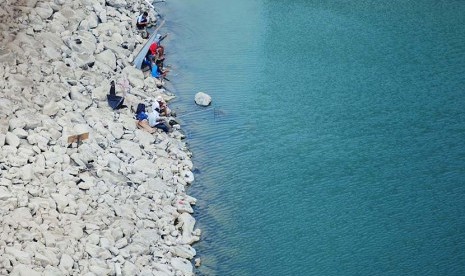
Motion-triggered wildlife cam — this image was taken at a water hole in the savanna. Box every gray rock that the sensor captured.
[122,67,145,89]
[9,264,41,276]
[5,247,31,264]
[194,92,212,106]
[171,257,193,276]
[51,193,69,212]
[59,253,74,271]
[42,101,61,116]
[171,244,196,259]
[122,261,139,276]
[96,49,117,71]
[108,122,124,139]
[12,128,28,139]
[5,132,20,148]
[119,140,142,159]
[92,82,110,101]
[0,186,13,200]
[35,3,54,19]
[8,117,26,130]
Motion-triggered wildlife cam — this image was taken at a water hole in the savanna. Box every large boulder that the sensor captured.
[95,49,117,71]
[194,92,211,106]
[122,66,144,88]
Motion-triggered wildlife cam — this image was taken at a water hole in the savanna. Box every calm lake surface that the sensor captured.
[161,0,465,275]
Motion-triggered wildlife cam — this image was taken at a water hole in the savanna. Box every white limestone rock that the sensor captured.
[5,247,31,265]
[194,92,212,106]
[92,82,110,101]
[20,164,34,181]
[35,3,54,19]
[134,129,155,146]
[178,213,199,245]
[0,186,13,200]
[9,264,41,276]
[8,117,26,131]
[86,13,99,29]
[171,257,193,276]
[108,121,124,139]
[181,170,195,185]
[171,244,196,259]
[122,67,145,89]
[42,101,62,116]
[122,261,139,276]
[5,132,20,148]
[70,86,93,109]
[119,140,142,159]
[51,193,69,212]
[106,0,126,8]
[96,49,117,71]
[43,47,62,61]
[12,128,28,139]
[59,253,74,271]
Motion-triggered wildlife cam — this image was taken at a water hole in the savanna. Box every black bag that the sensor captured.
[107,81,126,110]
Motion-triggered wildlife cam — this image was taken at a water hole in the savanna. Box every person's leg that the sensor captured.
[137,120,156,133]
[155,123,169,133]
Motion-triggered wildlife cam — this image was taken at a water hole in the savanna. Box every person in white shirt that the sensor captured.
[147,101,170,133]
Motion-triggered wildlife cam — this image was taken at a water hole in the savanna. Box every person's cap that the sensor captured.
[156,96,163,102]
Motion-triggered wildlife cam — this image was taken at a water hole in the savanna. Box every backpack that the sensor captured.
[136,103,146,114]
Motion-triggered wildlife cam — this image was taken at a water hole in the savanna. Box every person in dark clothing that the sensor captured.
[136,12,149,30]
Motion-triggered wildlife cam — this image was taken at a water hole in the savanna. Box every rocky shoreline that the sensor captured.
[0,0,199,275]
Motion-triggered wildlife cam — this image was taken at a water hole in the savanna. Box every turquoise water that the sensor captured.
[163,0,465,275]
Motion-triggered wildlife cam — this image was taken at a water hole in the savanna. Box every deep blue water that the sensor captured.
[161,0,465,275]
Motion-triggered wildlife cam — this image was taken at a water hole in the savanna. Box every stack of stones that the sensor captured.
[0,0,200,275]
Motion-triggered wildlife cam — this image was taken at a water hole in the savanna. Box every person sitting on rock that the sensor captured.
[146,41,165,66]
[151,59,169,80]
[147,101,170,133]
[136,12,149,30]
[156,96,172,116]
[135,103,156,133]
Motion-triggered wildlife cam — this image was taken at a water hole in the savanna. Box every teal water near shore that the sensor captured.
[162,0,465,275]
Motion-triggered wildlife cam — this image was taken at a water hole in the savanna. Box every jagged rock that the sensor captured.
[181,170,195,184]
[9,264,41,276]
[42,266,62,276]
[122,261,139,276]
[106,0,126,8]
[194,92,212,106]
[5,247,31,265]
[35,3,54,19]
[122,66,145,89]
[92,82,110,101]
[20,164,33,181]
[194,258,201,267]
[5,132,20,148]
[171,244,196,259]
[8,117,26,130]
[12,128,28,139]
[42,101,61,116]
[118,140,142,159]
[51,193,69,212]
[96,49,116,71]
[178,213,199,245]
[0,186,13,200]
[59,254,74,271]
[171,257,193,276]
[108,121,124,139]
